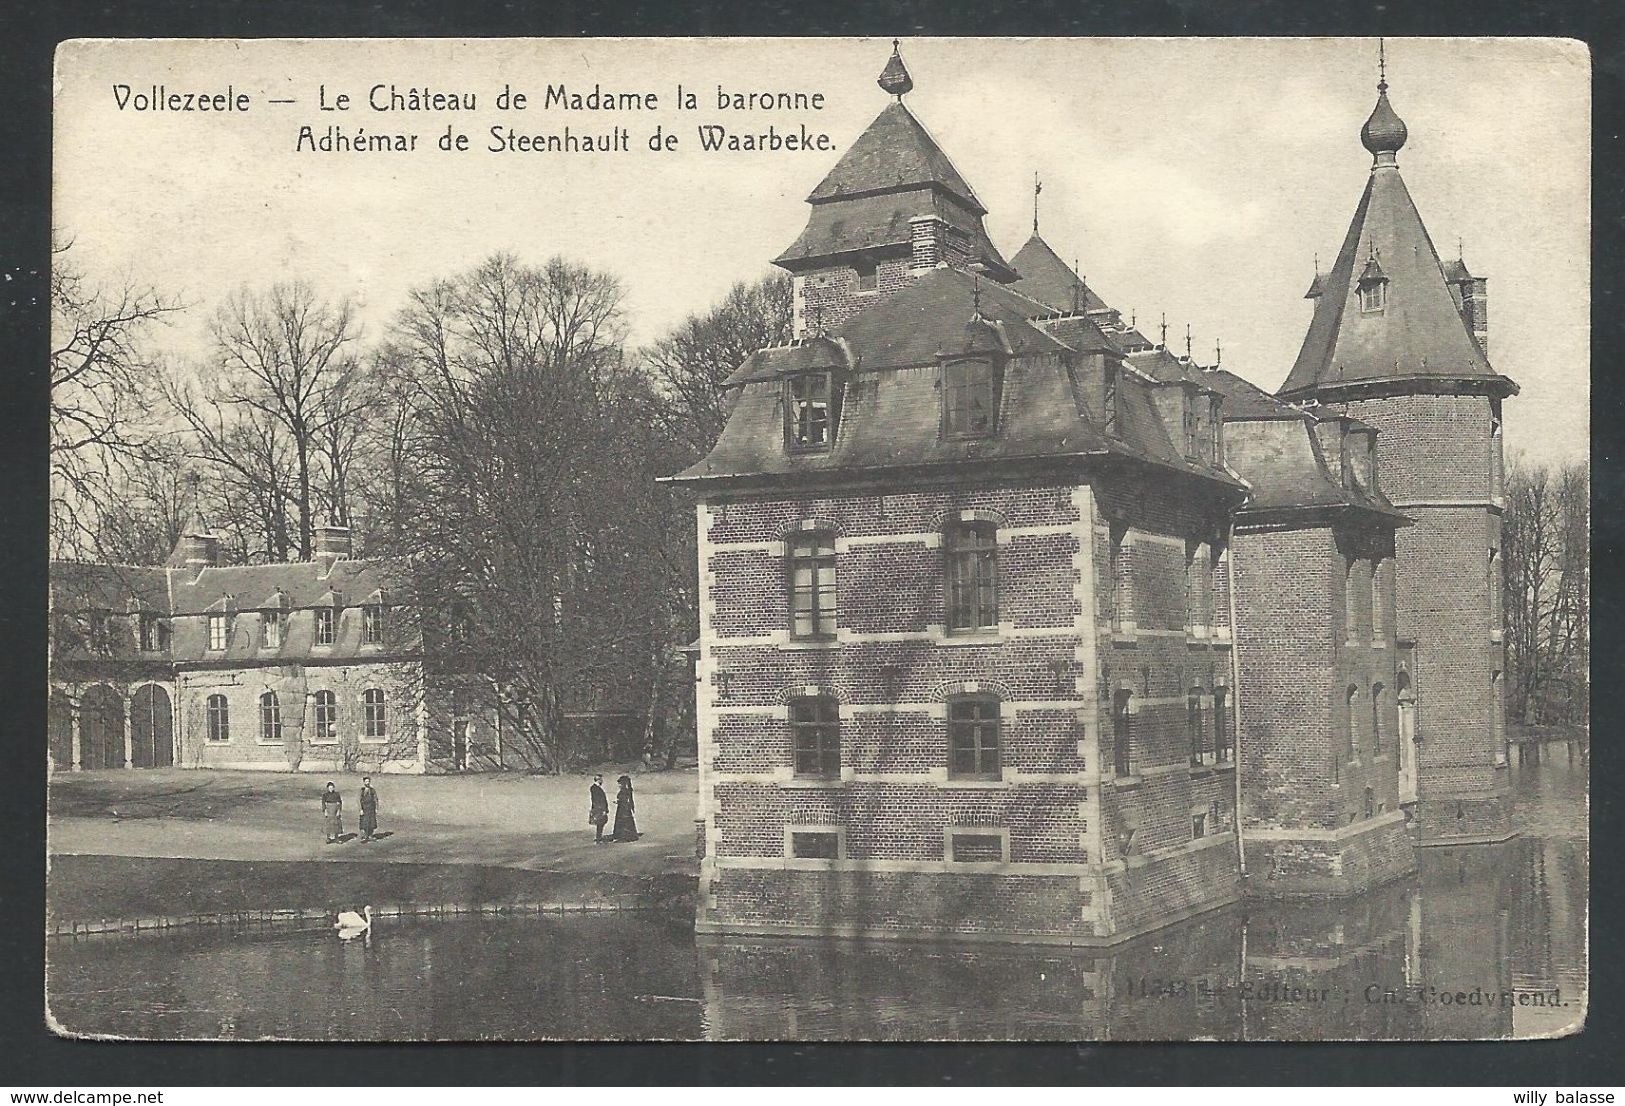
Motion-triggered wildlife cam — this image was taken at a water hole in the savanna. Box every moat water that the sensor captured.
[48,750,1586,1041]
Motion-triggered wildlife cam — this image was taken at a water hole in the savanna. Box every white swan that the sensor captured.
[335,905,372,938]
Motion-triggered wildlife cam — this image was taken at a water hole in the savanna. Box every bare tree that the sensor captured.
[644,272,792,454]
[168,282,366,561]
[1503,455,1590,729]
[50,238,181,559]
[381,253,669,772]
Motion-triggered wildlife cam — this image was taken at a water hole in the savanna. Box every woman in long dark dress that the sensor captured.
[611,774,639,841]
[321,781,343,844]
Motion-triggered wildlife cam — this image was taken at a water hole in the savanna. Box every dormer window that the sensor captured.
[262,609,285,648]
[87,610,113,654]
[854,258,878,293]
[786,372,834,450]
[138,612,166,652]
[943,357,997,439]
[314,606,335,646]
[1360,281,1387,313]
[207,613,228,651]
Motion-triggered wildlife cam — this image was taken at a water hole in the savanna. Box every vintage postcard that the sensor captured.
[45,36,1588,1042]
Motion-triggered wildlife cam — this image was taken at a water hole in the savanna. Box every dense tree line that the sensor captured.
[1502,456,1589,731]
[49,231,790,769]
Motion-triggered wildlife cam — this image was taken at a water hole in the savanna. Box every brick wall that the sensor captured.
[695,470,1243,943]
[1346,392,1510,843]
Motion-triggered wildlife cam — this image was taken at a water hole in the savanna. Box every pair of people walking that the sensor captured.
[589,773,639,843]
[321,778,381,844]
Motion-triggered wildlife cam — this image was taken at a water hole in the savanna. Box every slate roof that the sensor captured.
[774,187,1013,279]
[1204,368,1405,522]
[1008,234,1111,314]
[1279,99,1516,400]
[807,101,984,212]
[672,265,1241,492]
[170,558,405,615]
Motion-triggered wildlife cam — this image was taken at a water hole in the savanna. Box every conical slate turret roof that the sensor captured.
[1278,81,1516,400]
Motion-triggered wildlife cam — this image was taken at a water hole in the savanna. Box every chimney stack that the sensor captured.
[314,525,353,561]
[177,532,221,574]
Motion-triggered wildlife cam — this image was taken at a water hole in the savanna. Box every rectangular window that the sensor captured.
[207,614,228,651]
[1113,690,1133,777]
[948,831,1007,863]
[1188,689,1206,766]
[1345,685,1360,762]
[789,831,841,860]
[1185,542,1201,633]
[945,521,999,632]
[943,358,996,437]
[1360,282,1386,313]
[788,532,837,639]
[313,691,338,743]
[262,610,284,648]
[87,610,112,653]
[1109,526,1130,633]
[1213,687,1232,763]
[854,259,877,292]
[1192,812,1207,839]
[138,613,160,652]
[788,373,832,449]
[1370,558,1384,641]
[206,694,230,743]
[789,696,840,777]
[363,605,384,645]
[948,696,1001,779]
[315,606,335,646]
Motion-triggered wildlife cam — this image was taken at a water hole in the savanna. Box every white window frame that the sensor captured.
[258,690,283,745]
[207,614,228,652]
[314,606,336,647]
[205,693,230,743]
[311,690,339,745]
[262,610,284,649]
[362,604,384,646]
[361,688,388,743]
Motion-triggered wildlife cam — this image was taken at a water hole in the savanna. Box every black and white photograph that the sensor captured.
[42,35,1589,1044]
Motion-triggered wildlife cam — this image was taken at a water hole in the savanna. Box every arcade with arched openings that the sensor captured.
[79,684,125,770]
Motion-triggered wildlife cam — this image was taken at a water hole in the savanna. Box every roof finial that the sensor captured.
[878,40,914,100]
[1184,323,1193,360]
[1073,258,1083,315]
[971,272,982,316]
[1033,172,1042,235]
[1215,340,1222,367]
[1458,236,1465,261]
[1361,40,1408,160]
[1314,252,1321,275]
[1130,309,1137,328]
[1378,37,1387,91]
[1159,312,1168,349]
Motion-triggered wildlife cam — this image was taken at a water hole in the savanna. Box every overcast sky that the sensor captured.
[55,37,1589,467]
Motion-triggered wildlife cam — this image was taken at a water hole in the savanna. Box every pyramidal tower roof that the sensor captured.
[1009,234,1110,315]
[1278,54,1516,401]
[775,43,1014,280]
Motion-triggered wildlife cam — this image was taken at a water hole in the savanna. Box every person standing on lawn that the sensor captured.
[359,777,379,842]
[589,774,609,843]
[321,781,343,844]
[611,774,640,842]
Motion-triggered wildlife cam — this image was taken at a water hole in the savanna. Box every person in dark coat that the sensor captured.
[359,777,379,842]
[588,774,609,843]
[321,782,343,844]
[611,774,639,841]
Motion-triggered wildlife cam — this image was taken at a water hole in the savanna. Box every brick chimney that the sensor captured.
[313,525,353,560]
[176,531,221,574]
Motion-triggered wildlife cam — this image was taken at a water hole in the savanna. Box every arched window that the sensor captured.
[1369,559,1384,642]
[789,695,839,778]
[312,690,338,744]
[362,688,387,741]
[947,695,1001,779]
[945,521,998,632]
[1112,689,1134,778]
[1371,683,1385,758]
[206,694,230,743]
[259,691,282,744]
[1344,559,1361,643]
